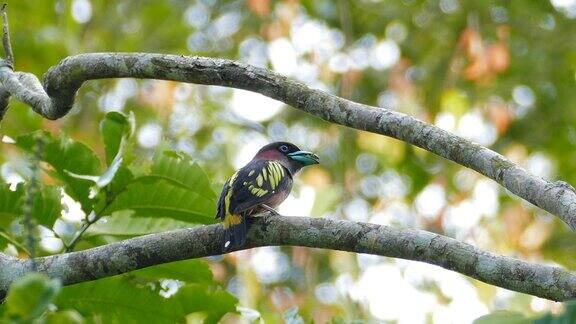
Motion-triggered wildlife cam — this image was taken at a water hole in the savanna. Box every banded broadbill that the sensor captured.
[216,142,319,252]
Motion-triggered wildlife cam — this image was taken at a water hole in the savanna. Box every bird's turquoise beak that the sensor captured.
[288,150,320,165]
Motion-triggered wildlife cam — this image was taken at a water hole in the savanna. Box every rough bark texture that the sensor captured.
[0,215,574,302]
[0,53,574,229]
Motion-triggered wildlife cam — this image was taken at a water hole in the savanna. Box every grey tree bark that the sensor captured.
[0,215,574,302]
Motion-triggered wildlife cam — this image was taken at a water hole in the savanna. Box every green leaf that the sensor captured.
[104,178,216,224]
[100,111,135,166]
[56,276,180,323]
[45,310,84,324]
[4,273,61,320]
[171,283,238,324]
[107,165,134,198]
[133,259,214,284]
[66,113,134,200]
[55,276,236,323]
[0,184,24,228]
[474,302,576,324]
[150,150,216,200]
[15,131,101,213]
[534,301,576,324]
[33,186,62,228]
[87,212,193,237]
[472,311,529,324]
[65,148,124,200]
[0,184,61,229]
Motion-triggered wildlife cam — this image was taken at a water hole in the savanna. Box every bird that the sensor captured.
[216,142,319,252]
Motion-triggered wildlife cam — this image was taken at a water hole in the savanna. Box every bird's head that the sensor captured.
[253,142,319,174]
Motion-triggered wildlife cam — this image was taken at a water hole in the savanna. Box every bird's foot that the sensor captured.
[262,204,281,216]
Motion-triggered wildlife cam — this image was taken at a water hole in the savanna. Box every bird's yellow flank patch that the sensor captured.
[223,214,242,228]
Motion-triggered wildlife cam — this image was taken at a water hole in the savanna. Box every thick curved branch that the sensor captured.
[0,215,573,302]
[0,53,575,229]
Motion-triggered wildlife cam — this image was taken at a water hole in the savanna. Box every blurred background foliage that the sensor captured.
[0,0,576,322]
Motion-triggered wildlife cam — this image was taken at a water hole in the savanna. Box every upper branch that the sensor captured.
[0,215,573,302]
[0,53,574,229]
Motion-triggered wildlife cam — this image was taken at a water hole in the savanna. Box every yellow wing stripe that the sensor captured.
[248,184,268,197]
[224,172,238,218]
[267,161,284,189]
[268,163,278,189]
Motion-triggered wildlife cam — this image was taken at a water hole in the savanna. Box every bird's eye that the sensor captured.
[279,145,289,152]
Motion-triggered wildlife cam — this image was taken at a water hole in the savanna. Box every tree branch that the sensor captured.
[0,215,573,302]
[0,53,574,229]
[1,4,13,70]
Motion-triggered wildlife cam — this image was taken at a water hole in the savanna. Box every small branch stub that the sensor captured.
[1,3,13,69]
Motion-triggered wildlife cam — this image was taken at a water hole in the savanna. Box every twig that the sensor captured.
[50,229,69,251]
[1,3,13,69]
[0,229,31,257]
[22,136,44,270]
[65,217,96,252]
[65,191,112,252]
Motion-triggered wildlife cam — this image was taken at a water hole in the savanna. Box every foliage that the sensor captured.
[0,111,234,321]
[2,273,61,322]
[1,260,237,323]
[473,301,576,323]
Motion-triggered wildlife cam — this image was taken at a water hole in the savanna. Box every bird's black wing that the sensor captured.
[216,177,232,221]
[229,159,292,214]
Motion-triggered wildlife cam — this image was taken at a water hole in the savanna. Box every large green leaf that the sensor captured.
[86,212,193,237]
[3,273,61,321]
[55,276,182,323]
[15,131,101,213]
[107,165,135,198]
[100,111,135,166]
[45,310,84,324]
[473,302,576,324]
[171,283,238,324]
[66,112,135,201]
[534,301,576,324]
[0,184,61,228]
[472,311,528,324]
[55,276,236,323]
[149,150,216,200]
[0,184,24,228]
[104,178,216,224]
[133,259,214,284]
[32,185,62,228]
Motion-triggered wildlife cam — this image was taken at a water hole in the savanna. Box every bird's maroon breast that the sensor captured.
[249,179,292,215]
[264,186,291,207]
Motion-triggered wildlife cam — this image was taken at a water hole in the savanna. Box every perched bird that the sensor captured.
[216,142,319,252]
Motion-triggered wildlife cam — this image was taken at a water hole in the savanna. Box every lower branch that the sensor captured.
[0,215,573,301]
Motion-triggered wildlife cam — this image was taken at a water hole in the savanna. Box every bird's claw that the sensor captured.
[262,204,280,216]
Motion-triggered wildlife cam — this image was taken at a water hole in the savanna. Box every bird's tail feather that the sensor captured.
[223,214,247,252]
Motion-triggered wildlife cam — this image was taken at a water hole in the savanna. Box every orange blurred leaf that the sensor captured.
[247,0,270,18]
